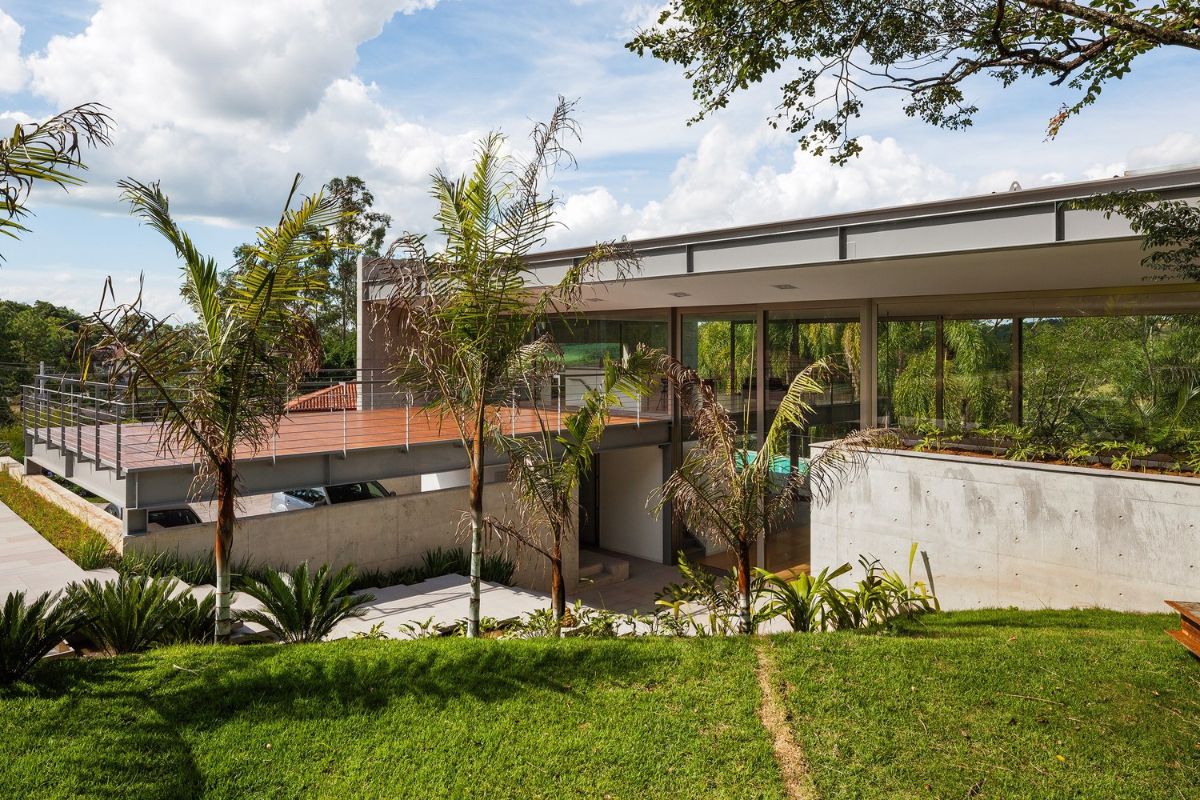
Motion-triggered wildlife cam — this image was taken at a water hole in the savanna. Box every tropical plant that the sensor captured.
[1064,441,1098,466]
[1,103,113,253]
[824,547,939,630]
[351,622,390,640]
[487,346,659,621]
[395,616,441,640]
[756,562,853,633]
[0,590,85,685]
[238,563,373,644]
[82,175,346,642]
[165,591,218,645]
[652,356,883,633]
[377,97,638,636]
[69,574,182,655]
[74,536,116,571]
[655,553,771,636]
[421,546,469,578]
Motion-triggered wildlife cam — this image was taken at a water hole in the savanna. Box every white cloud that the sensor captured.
[551,124,962,246]
[1128,132,1200,172]
[18,0,449,228]
[0,11,27,93]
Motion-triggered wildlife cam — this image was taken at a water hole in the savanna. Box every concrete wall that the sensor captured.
[597,445,664,562]
[810,447,1200,612]
[124,481,577,594]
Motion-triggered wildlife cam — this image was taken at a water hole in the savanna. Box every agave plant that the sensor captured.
[0,591,86,685]
[69,574,181,655]
[756,562,853,633]
[238,563,374,644]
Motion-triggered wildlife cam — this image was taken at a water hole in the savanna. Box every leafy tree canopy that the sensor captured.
[629,1,1200,163]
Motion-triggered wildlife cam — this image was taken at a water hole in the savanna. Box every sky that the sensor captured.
[1,0,1199,319]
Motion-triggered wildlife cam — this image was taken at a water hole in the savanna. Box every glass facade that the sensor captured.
[766,313,860,446]
[680,312,758,416]
[879,311,1200,454]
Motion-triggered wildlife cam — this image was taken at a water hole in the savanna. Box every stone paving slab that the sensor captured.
[0,500,89,598]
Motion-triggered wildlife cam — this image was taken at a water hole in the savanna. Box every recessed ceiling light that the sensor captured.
[669,291,690,298]
[772,283,798,290]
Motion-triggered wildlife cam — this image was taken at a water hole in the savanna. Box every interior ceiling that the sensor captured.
[574,239,1155,312]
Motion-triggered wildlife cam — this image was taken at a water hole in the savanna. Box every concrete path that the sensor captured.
[0,499,89,598]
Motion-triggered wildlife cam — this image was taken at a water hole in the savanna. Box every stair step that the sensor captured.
[578,561,605,579]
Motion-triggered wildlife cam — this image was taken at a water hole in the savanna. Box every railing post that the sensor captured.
[115,402,123,476]
[557,374,562,433]
[58,387,65,450]
[75,388,82,455]
[405,392,411,451]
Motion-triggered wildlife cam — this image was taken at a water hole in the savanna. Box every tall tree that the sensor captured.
[653,356,883,633]
[379,97,638,638]
[488,345,660,621]
[83,175,344,642]
[1,103,113,253]
[308,176,391,368]
[629,2,1200,163]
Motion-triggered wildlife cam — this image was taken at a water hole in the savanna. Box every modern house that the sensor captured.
[24,165,1200,610]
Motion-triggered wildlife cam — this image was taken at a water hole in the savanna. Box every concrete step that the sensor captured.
[578,550,630,589]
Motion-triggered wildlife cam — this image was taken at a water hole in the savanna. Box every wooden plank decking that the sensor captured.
[33,406,660,472]
[1166,600,1200,659]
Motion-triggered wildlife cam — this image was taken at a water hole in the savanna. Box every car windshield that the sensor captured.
[148,509,200,527]
[325,482,386,504]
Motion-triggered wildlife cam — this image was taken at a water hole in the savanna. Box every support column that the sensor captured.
[858,300,878,429]
[667,306,684,562]
[755,309,768,569]
[935,317,945,426]
[123,508,148,535]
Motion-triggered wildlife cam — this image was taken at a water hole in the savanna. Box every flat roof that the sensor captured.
[528,165,1200,265]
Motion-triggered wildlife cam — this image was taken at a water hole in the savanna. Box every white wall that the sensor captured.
[597,445,664,562]
[811,447,1200,612]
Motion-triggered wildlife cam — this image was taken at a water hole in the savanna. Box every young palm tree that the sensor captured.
[83,175,344,642]
[652,357,886,634]
[1,103,113,253]
[488,345,660,621]
[378,98,638,637]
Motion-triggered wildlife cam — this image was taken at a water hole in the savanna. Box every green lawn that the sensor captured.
[0,471,112,567]
[773,609,1200,800]
[3,611,1197,799]
[0,637,784,800]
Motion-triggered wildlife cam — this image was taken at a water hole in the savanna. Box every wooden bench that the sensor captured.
[1165,601,1200,659]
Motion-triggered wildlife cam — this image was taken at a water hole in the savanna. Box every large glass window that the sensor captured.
[681,312,758,416]
[1023,314,1200,449]
[547,313,669,415]
[880,311,1200,456]
[767,313,860,445]
[878,319,937,428]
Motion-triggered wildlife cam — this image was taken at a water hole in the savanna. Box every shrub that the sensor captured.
[166,591,217,645]
[69,575,182,655]
[757,562,853,633]
[238,563,374,643]
[75,536,117,571]
[0,591,85,685]
[421,547,469,578]
[481,553,516,585]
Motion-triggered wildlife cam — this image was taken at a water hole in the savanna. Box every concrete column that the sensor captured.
[755,309,768,569]
[858,300,879,428]
[123,507,148,535]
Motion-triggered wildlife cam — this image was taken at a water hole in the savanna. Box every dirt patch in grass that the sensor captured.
[756,641,818,800]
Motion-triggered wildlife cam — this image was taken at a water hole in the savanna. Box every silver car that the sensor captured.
[270,481,393,513]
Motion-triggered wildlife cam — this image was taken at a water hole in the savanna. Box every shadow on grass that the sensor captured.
[886,608,1177,639]
[16,638,683,797]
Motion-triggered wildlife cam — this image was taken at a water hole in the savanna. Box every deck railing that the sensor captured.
[21,368,670,475]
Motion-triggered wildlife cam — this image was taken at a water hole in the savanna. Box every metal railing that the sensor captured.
[21,368,671,475]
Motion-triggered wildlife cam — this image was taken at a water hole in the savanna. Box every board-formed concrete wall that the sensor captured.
[124,481,577,594]
[810,447,1200,612]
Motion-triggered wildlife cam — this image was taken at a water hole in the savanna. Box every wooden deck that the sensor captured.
[33,406,661,472]
[1166,600,1200,659]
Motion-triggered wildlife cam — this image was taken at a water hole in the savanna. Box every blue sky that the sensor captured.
[2,0,1199,318]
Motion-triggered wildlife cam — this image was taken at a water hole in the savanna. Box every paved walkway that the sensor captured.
[0,499,88,598]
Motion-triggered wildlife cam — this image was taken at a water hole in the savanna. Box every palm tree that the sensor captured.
[82,175,344,642]
[652,357,886,634]
[1,103,113,253]
[377,98,638,638]
[488,345,660,621]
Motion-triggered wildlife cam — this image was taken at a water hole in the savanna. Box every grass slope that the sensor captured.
[774,609,1200,800]
[0,471,112,566]
[0,637,784,800]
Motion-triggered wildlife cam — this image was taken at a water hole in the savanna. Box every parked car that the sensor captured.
[104,503,202,530]
[270,481,393,513]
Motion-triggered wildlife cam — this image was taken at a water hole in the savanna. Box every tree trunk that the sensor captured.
[466,401,486,638]
[737,540,753,635]
[214,459,236,644]
[550,537,565,621]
